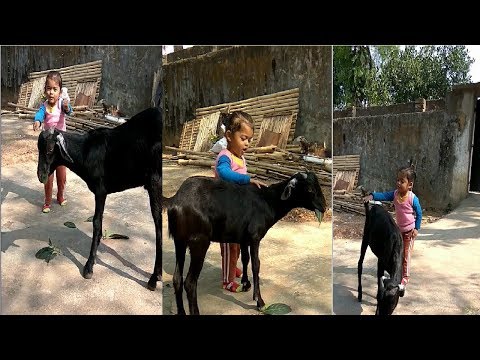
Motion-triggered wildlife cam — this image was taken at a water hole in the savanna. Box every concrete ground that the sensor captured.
[162,164,333,315]
[1,114,162,314]
[333,193,480,315]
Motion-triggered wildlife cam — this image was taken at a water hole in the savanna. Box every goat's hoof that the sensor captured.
[147,273,160,290]
[242,280,251,292]
[358,296,362,302]
[83,267,93,279]
[147,280,157,291]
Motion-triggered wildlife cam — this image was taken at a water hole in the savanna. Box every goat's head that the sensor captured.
[280,171,327,223]
[376,276,401,315]
[37,128,73,184]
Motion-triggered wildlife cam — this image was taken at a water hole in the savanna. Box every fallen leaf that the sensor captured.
[108,234,129,240]
[64,221,76,228]
[260,303,292,315]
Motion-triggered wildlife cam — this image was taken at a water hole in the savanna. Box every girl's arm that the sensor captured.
[216,155,250,184]
[371,191,395,202]
[63,101,73,115]
[412,195,423,230]
[33,104,46,130]
[34,104,46,123]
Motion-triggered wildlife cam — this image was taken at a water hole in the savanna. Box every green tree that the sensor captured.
[334,45,377,108]
[334,45,474,109]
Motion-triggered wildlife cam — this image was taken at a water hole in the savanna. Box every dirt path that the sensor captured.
[1,114,162,314]
[162,164,332,315]
[333,194,480,315]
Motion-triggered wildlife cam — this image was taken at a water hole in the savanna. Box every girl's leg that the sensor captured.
[220,243,230,285]
[228,244,240,283]
[402,230,415,285]
[220,243,242,292]
[234,243,242,277]
[43,173,54,212]
[56,166,67,204]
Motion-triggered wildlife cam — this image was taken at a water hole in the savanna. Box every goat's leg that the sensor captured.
[184,238,210,315]
[147,175,162,291]
[240,243,251,292]
[376,261,385,301]
[83,193,106,279]
[250,242,265,309]
[357,236,369,302]
[375,261,385,315]
[173,240,187,315]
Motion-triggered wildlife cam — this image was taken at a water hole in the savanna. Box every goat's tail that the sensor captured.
[162,195,172,209]
[358,185,370,217]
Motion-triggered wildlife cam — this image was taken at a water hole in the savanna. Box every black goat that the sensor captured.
[36,107,162,290]
[167,171,327,315]
[358,199,404,315]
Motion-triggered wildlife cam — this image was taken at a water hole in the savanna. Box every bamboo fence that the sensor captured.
[332,154,364,214]
[193,111,221,152]
[6,102,117,133]
[178,88,300,151]
[17,60,102,110]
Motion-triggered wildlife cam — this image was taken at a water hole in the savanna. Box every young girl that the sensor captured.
[33,71,73,213]
[214,111,266,292]
[363,165,422,296]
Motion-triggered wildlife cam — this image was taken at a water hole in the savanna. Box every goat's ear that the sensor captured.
[281,178,297,200]
[377,276,387,300]
[55,133,74,163]
[281,185,292,200]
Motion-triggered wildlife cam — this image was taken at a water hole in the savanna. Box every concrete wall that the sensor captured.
[333,84,479,210]
[333,99,445,118]
[334,110,466,210]
[162,46,332,148]
[446,88,477,203]
[1,46,163,116]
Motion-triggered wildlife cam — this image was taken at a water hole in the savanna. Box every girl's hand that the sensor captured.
[363,194,373,203]
[33,121,41,131]
[250,179,267,188]
[412,229,418,239]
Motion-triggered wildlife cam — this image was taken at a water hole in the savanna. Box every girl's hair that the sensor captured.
[222,111,254,134]
[398,165,416,183]
[44,71,63,90]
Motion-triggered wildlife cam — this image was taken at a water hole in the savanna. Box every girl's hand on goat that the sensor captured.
[363,194,373,203]
[62,99,70,112]
[250,179,267,188]
[33,121,41,131]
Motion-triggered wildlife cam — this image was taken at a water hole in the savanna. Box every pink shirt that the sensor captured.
[214,148,247,177]
[43,100,67,132]
[394,190,415,232]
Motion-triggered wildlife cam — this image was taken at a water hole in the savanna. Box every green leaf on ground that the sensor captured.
[260,303,292,315]
[35,238,63,264]
[35,247,52,260]
[85,216,94,222]
[108,234,129,240]
[64,221,76,228]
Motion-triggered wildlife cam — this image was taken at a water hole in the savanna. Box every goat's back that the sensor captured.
[365,204,403,272]
[84,107,162,192]
[168,176,273,244]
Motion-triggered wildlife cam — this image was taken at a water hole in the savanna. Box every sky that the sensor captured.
[163,45,480,83]
[466,45,480,83]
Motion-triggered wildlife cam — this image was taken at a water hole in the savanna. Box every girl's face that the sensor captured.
[45,78,61,106]
[226,122,253,158]
[396,173,412,195]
